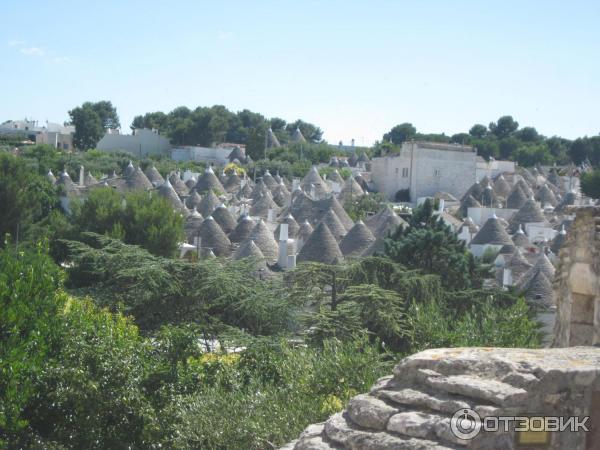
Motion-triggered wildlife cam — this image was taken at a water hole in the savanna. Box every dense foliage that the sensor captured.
[68,101,120,150]
[385,200,487,290]
[580,168,600,199]
[70,189,185,257]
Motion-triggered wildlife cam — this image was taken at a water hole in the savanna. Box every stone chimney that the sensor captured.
[553,206,600,347]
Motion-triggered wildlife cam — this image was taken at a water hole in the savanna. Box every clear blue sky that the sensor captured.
[1,0,599,145]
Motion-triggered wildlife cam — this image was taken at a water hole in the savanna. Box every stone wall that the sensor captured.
[283,347,600,449]
[553,206,600,347]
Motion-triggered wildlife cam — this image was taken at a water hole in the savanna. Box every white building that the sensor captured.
[0,119,74,150]
[476,157,516,181]
[97,128,171,157]
[371,141,477,203]
[172,145,239,165]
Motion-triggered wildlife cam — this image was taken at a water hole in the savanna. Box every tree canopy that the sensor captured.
[68,101,120,150]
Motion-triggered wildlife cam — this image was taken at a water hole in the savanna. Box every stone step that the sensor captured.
[425,374,528,407]
[374,388,472,416]
[387,411,471,447]
[322,412,463,450]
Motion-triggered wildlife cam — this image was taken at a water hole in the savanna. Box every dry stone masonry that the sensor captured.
[283,347,600,449]
[553,206,600,347]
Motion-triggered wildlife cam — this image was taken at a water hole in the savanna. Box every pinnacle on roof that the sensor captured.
[46,169,56,184]
[124,160,135,178]
[248,219,279,262]
[512,225,532,248]
[470,215,514,246]
[262,170,278,190]
[298,219,314,241]
[297,222,344,264]
[339,220,376,257]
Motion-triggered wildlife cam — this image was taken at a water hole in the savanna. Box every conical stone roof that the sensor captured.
[318,208,347,241]
[262,170,278,190]
[339,176,365,203]
[127,166,153,191]
[184,208,204,243]
[301,166,331,198]
[223,172,242,193]
[197,216,231,257]
[507,248,534,282]
[169,172,189,197]
[272,182,291,207]
[461,182,483,203]
[517,252,555,289]
[470,215,513,246]
[145,166,164,186]
[512,225,532,248]
[186,190,203,209]
[459,195,482,217]
[536,184,558,207]
[250,192,280,218]
[291,127,307,143]
[365,205,406,238]
[248,219,279,262]
[198,190,220,218]
[297,222,343,264]
[266,128,281,148]
[236,182,254,200]
[228,215,256,243]
[520,270,554,309]
[508,198,547,233]
[515,178,535,198]
[157,178,186,211]
[212,204,237,234]
[339,220,376,257]
[234,239,267,265]
[194,166,225,193]
[506,185,529,209]
[493,175,511,198]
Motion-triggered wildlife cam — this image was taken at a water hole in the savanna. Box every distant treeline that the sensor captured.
[131,106,323,160]
[378,116,600,167]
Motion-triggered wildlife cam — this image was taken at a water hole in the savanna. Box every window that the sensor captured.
[402,168,409,177]
[434,169,441,177]
[395,167,399,175]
